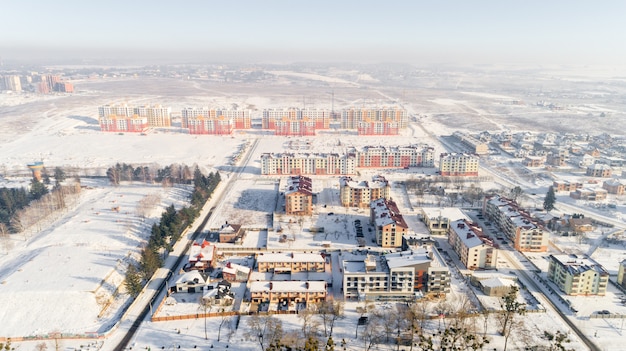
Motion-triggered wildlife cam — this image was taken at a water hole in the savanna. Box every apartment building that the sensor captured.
[448,220,498,270]
[339,175,390,208]
[249,281,326,305]
[370,198,408,248]
[1,75,22,91]
[284,175,313,215]
[342,247,450,301]
[341,108,408,130]
[357,121,399,135]
[569,188,607,201]
[256,252,326,273]
[353,145,435,169]
[274,119,316,136]
[181,108,251,130]
[553,181,582,192]
[586,164,612,177]
[483,195,549,252]
[186,116,233,135]
[421,207,468,235]
[98,115,148,133]
[547,254,609,296]
[98,103,172,127]
[439,153,480,176]
[260,152,356,175]
[618,259,626,289]
[452,132,489,155]
[262,108,330,132]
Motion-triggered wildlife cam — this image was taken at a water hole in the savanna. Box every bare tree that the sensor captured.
[35,342,48,351]
[245,315,284,351]
[298,303,321,340]
[317,299,345,337]
[0,223,13,254]
[199,296,213,340]
[497,286,526,351]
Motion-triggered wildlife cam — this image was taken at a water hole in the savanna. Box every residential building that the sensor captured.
[342,247,450,301]
[586,164,612,178]
[603,179,624,195]
[420,207,468,236]
[618,259,626,289]
[98,103,172,127]
[569,188,607,201]
[448,220,498,270]
[357,121,399,135]
[256,252,326,273]
[438,153,479,176]
[341,108,408,130]
[218,222,245,243]
[98,115,148,133]
[274,119,316,136]
[249,281,326,305]
[353,145,435,169]
[370,198,408,248]
[547,254,609,296]
[262,108,330,135]
[284,175,313,215]
[222,262,251,282]
[260,152,356,175]
[483,195,549,252]
[339,175,390,208]
[568,217,593,234]
[452,132,489,155]
[54,82,74,93]
[181,108,251,130]
[260,145,434,175]
[186,240,216,272]
[523,155,545,167]
[2,75,21,91]
[553,181,582,192]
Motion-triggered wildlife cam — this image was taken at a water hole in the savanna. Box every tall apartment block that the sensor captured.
[98,104,171,128]
[260,152,357,175]
[548,254,609,296]
[260,144,434,175]
[284,176,313,215]
[353,145,435,169]
[370,198,408,248]
[448,219,498,270]
[181,108,251,133]
[99,115,148,133]
[483,195,549,252]
[262,108,330,136]
[357,121,399,135]
[439,153,480,176]
[1,75,22,91]
[341,108,408,132]
[339,175,390,208]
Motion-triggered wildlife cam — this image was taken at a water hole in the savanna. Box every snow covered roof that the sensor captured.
[370,198,408,228]
[249,280,326,293]
[549,254,609,276]
[189,240,215,262]
[481,277,516,288]
[256,252,324,264]
[339,175,388,189]
[285,175,313,196]
[450,219,489,248]
[385,250,433,269]
[223,262,251,275]
[421,207,468,221]
[174,270,207,285]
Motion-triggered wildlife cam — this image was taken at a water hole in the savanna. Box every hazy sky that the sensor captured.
[1,0,624,64]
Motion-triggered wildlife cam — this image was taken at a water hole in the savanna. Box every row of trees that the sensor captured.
[243,287,573,351]
[0,167,66,232]
[125,168,221,297]
[106,163,196,186]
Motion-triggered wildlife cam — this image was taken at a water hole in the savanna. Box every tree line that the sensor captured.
[106,163,196,186]
[125,168,221,297]
[0,167,68,233]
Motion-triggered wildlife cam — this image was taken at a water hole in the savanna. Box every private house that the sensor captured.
[218,222,245,244]
[586,164,612,178]
[173,270,209,293]
[569,188,607,201]
[603,179,624,195]
[186,239,216,272]
[222,262,251,282]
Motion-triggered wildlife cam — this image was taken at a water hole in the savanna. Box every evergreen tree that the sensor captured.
[53,167,66,186]
[140,247,162,280]
[29,178,48,200]
[124,263,143,297]
[543,186,556,212]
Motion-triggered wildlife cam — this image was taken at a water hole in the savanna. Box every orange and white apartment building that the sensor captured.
[181,108,251,134]
[370,198,408,248]
[262,108,331,136]
[483,195,549,252]
[284,175,313,215]
[438,153,480,176]
[339,175,390,208]
[98,103,172,128]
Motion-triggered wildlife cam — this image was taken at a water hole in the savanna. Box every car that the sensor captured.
[598,310,610,315]
[327,212,334,216]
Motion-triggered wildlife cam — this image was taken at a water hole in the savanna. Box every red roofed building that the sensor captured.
[186,240,216,272]
[370,198,408,248]
[285,176,313,215]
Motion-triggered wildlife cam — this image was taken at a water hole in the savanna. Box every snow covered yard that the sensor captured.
[0,178,192,337]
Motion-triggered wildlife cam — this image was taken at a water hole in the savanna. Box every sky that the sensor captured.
[0,0,625,65]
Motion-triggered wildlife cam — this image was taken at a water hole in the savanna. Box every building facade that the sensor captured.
[262,108,330,135]
[98,115,148,133]
[452,132,489,155]
[98,104,172,127]
[420,207,468,236]
[354,145,435,169]
[448,220,498,270]
[260,152,356,175]
[249,281,326,305]
[284,175,313,215]
[370,198,408,248]
[547,254,609,296]
[339,175,390,208]
[342,247,450,301]
[618,259,626,289]
[256,252,326,273]
[181,108,251,130]
[483,195,549,252]
[438,153,479,176]
[586,164,612,177]
[341,108,408,130]
[603,179,624,195]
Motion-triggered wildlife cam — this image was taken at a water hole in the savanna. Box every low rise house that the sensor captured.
[186,240,216,272]
[222,262,251,282]
[570,188,607,201]
[603,179,625,195]
[218,222,245,243]
[256,252,326,273]
[249,281,326,305]
[586,164,612,178]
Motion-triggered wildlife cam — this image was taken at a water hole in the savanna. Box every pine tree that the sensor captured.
[124,263,143,297]
[543,186,556,212]
[29,178,48,200]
